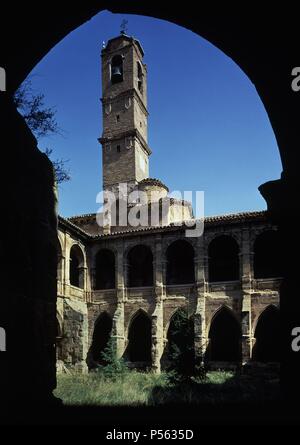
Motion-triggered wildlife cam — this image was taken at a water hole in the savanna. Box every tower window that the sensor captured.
[137,61,143,93]
[116,114,120,122]
[117,145,121,152]
[111,55,123,84]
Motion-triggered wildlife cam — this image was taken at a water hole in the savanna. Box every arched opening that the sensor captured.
[206,307,242,362]
[69,244,84,288]
[95,249,115,289]
[253,230,281,279]
[166,308,195,375]
[127,245,153,287]
[208,235,239,282]
[90,312,113,366]
[127,310,152,365]
[166,240,195,285]
[137,61,143,93]
[111,54,123,84]
[252,305,280,362]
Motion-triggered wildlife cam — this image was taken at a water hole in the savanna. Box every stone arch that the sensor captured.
[126,309,152,365]
[208,235,239,282]
[89,311,113,367]
[253,230,281,279]
[252,305,279,362]
[69,244,85,288]
[206,306,242,362]
[164,305,187,335]
[205,231,241,250]
[127,244,153,287]
[94,248,115,289]
[166,239,195,285]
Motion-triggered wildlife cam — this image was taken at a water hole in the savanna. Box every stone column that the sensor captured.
[240,228,253,363]
[91,267,96,290]
[152,235,165,373]
[57,252,65,296]
[113,242,126,358]
[64,245,71,287]
[194,237,207,366]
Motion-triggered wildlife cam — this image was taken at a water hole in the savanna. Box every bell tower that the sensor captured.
[99,33,151,196]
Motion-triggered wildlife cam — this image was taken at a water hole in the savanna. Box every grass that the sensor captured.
[54,371,169,406]
[54,370,279,406]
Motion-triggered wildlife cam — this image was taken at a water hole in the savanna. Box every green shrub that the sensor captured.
[97,336,128,380]
[167,308,195,380]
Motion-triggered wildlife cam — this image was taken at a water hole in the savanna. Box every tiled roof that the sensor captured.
[58,215,91,238]
[139,177,169,191]
[204,210,268,224]
[68,212,96,221]
[60,210,269,239]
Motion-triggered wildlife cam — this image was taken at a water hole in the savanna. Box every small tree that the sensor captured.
[14,79,70,184]
[98,336,128,380]
[167,308,195,382]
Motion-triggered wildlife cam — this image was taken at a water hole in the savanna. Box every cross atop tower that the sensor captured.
[120,19,128,35]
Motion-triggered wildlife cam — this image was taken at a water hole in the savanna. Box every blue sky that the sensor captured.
[25,11,282,218]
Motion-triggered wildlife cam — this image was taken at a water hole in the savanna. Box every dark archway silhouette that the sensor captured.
[208,235,239,282]
[166,240,195,285]
[254,230,281,279]
[166,309,195,375]
[3,4,297,407]
[252,305,280,362]
[90,312,113,366]
[206,307,242,362]
[127,310,152,363]
[95,249,115,289]
[69,245,84,288]
[127,245,153,287]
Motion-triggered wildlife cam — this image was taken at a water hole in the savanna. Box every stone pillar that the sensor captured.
[91,267,96,290]
[194,237,207,366]
[162,259,168,286]
[65,245,71,287]
[152,235,165,373]
[124,260,130,288]
[57,252,65,296]
[113,242,126,358]
[240,228,253,363]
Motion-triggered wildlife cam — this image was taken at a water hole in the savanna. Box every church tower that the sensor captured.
[99,33,151,197]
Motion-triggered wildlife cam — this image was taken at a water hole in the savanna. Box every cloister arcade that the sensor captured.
[55,212,281,372]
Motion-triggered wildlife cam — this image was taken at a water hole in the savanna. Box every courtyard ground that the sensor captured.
[54,370,279,406]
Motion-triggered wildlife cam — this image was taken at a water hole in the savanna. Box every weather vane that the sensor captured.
[120,19,128,35]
